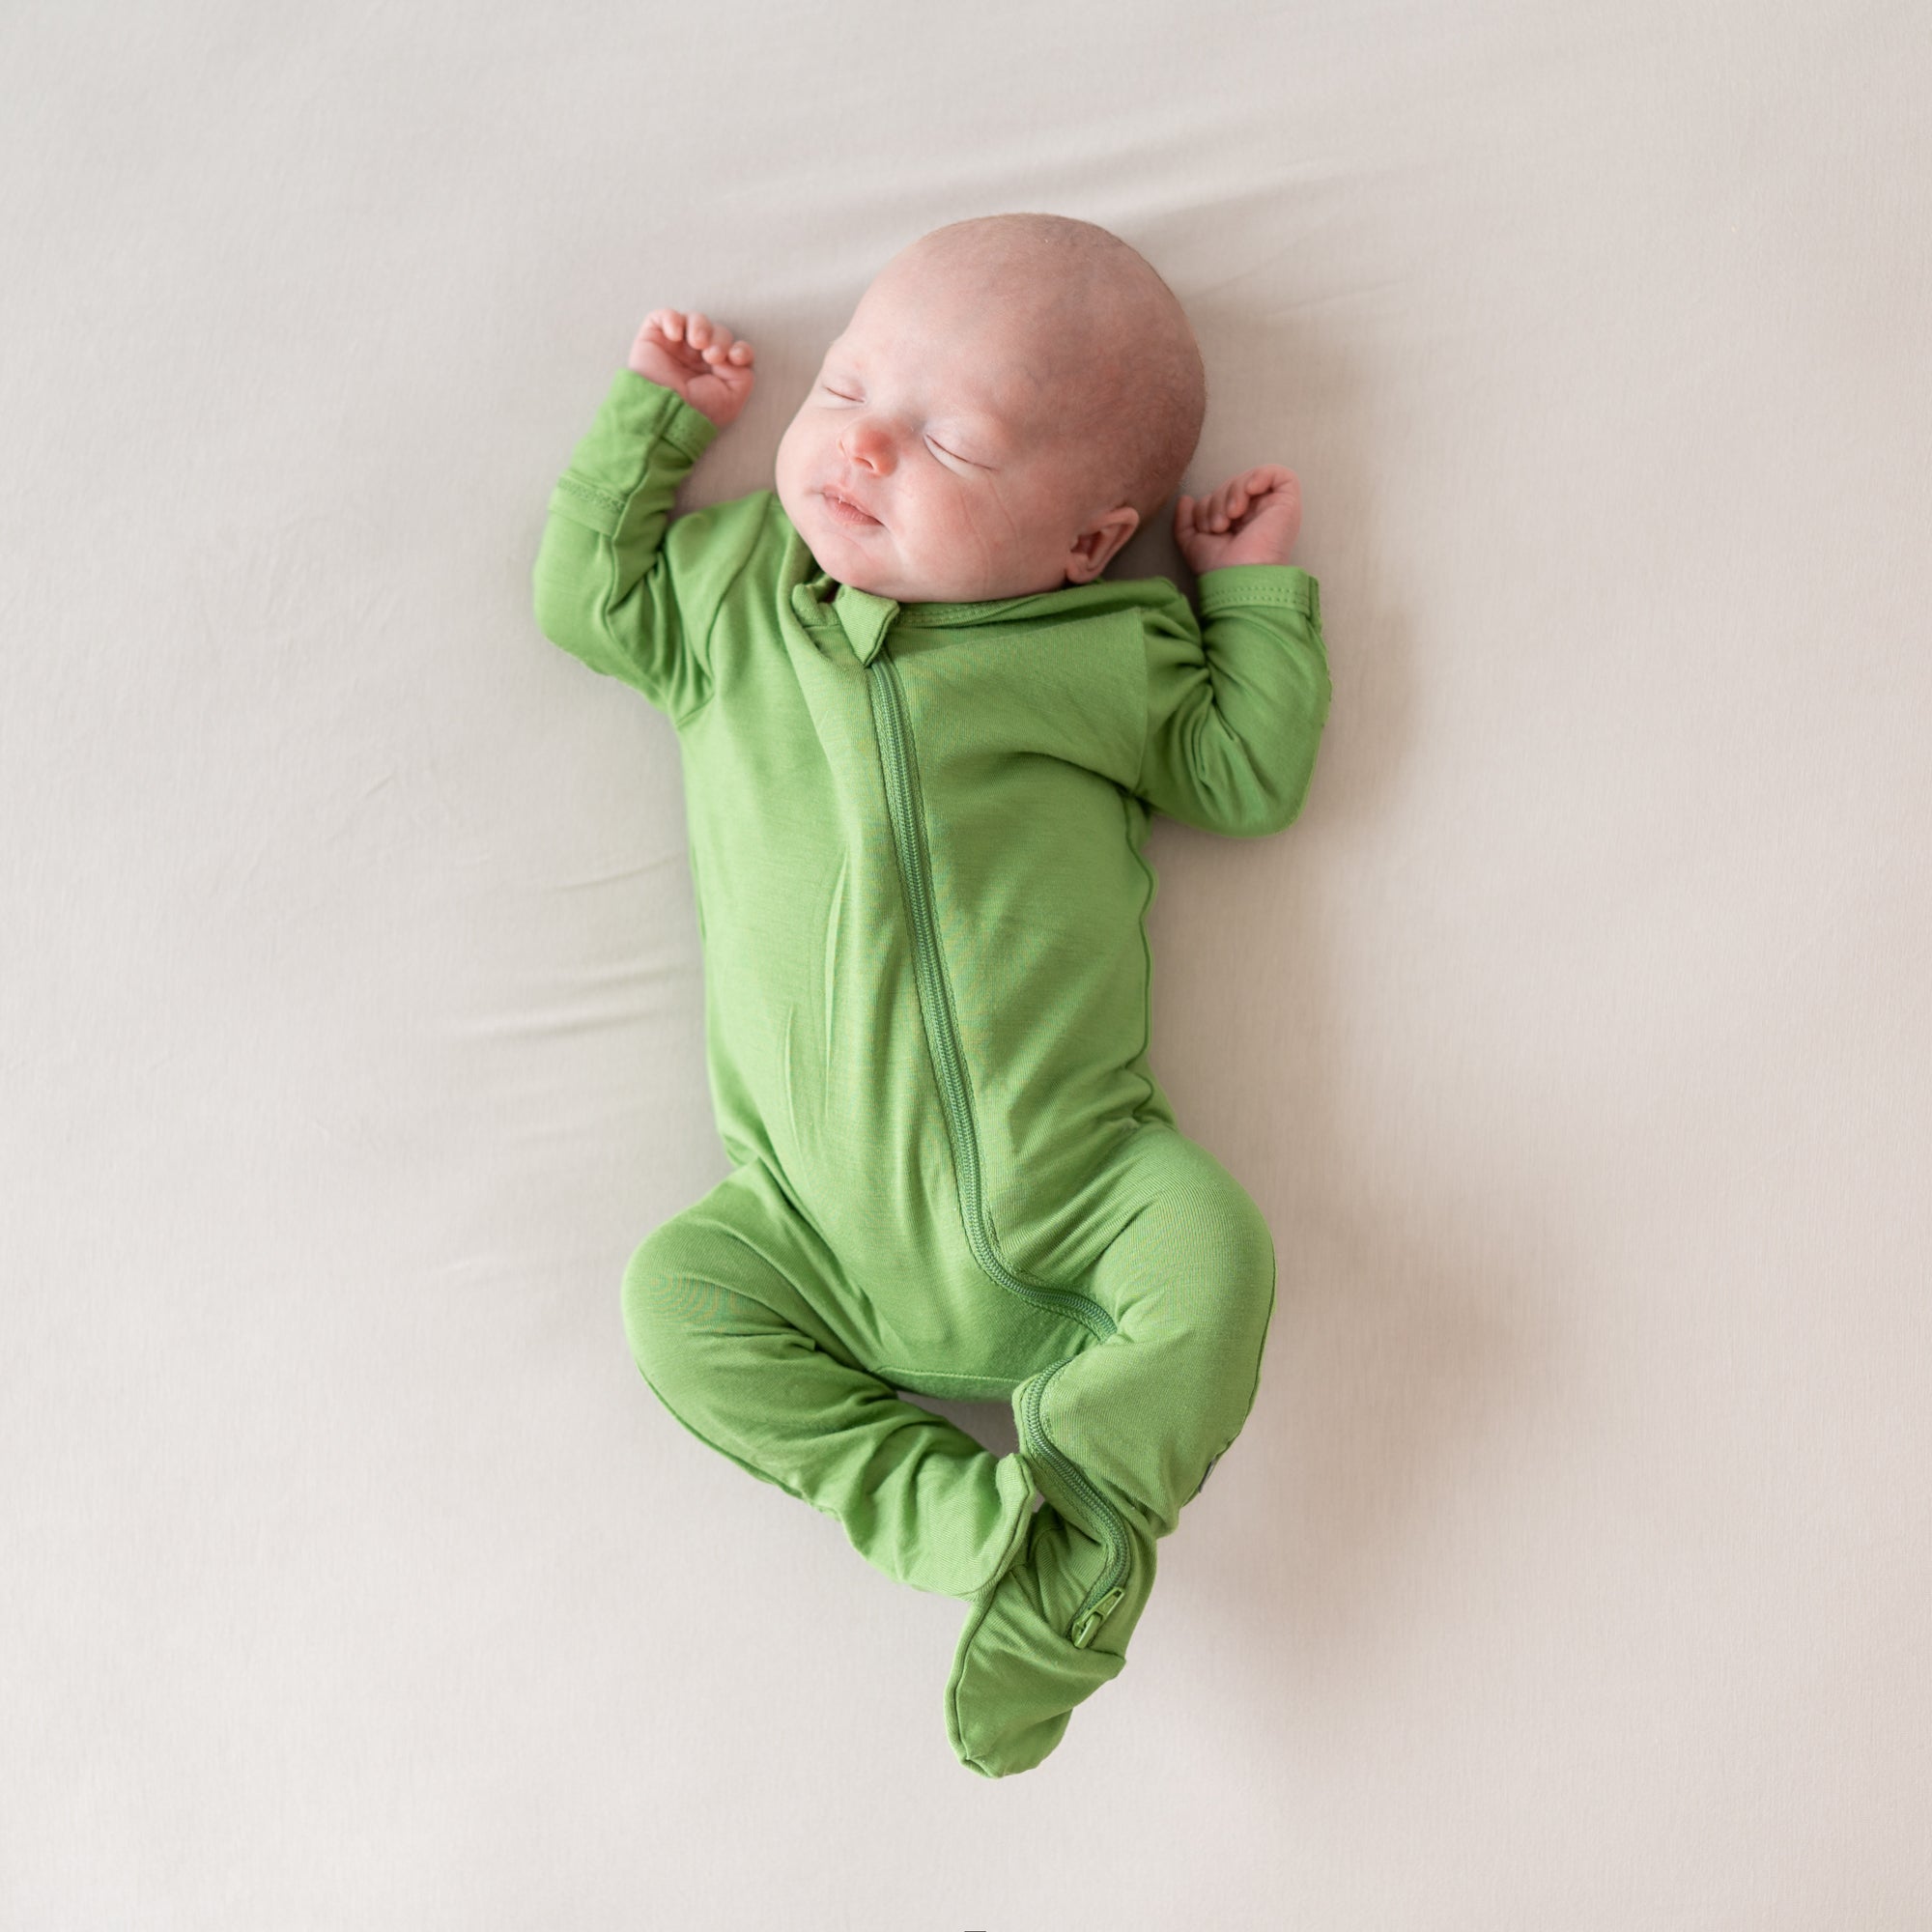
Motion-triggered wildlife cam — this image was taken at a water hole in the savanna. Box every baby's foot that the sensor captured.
[943,1499,1145,1777]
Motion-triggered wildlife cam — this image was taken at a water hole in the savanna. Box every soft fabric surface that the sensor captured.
[6,0,1927,1923]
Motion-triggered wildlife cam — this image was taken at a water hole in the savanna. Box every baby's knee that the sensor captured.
[619,1214,734,1378]
[1202,1174,1276,1310]
[1112,1155,1277,1355]
[1222,1186,1278,1351]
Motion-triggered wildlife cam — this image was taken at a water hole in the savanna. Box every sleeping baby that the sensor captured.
[531,212,1330,1777]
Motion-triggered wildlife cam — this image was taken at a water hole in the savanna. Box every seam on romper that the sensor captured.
[873,1365,1030,1397]
[1132,602,1156,824]
[630,1357,813,1506]
[552,473,628,523]
[1195,565,1320,623]
[1120,783,1162,1122]
[1122,603,1163,1122]
[670,494,781,733]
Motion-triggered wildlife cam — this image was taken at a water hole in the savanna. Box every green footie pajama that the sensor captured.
[532,370,1331,1776]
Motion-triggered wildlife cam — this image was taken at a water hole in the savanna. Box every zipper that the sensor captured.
[868,647,1133,1648]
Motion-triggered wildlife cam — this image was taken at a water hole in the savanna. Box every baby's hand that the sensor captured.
[1175,466,1302,574]
[628,309,757,428]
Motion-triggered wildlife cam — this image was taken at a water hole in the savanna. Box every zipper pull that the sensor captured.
[1069,1584,1125,1650]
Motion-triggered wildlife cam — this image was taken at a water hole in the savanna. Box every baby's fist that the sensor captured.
[1175,465,1302,574]
[628,309,757,428]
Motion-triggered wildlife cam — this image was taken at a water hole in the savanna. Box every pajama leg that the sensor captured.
[946,1124,1279,1776]
[621,1162,1037,1601]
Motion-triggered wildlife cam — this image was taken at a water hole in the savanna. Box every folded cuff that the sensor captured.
[545,370,720,533]
[1197,563,1321,625]
[615,368,720,463]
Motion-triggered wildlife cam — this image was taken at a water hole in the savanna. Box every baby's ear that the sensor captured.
[1065,505,1140,584]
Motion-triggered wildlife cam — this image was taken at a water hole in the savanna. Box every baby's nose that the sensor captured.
[838,414,897,475]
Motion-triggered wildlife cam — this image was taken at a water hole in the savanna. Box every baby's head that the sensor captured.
[776,214,1206,604]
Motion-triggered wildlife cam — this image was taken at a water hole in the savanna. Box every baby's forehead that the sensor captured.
[836,270,1138,420]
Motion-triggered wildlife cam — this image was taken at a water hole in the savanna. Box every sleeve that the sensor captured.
[529,368,723,724]
[1135,564,1332,838]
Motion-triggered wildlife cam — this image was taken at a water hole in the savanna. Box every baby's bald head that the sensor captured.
[881,213,1207,528]
[778,213,1207,600]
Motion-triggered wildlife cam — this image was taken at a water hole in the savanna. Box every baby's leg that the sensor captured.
[946,1123,1278,1776]
[621,1161,1036,1601]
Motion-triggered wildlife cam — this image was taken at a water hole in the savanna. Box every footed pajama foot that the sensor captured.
[943,1499,1146,1777]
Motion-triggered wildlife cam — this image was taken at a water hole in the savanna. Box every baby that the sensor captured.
[531,213,1330,1777]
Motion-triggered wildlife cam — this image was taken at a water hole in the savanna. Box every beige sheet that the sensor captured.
[5,0,1926,1920]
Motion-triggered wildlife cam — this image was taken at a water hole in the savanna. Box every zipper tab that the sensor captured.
[1070,1584,1126,1650]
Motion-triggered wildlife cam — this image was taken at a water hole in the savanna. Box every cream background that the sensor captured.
[5,1,1928,1924]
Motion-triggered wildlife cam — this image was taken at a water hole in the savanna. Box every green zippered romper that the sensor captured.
[531,369,1331,1776]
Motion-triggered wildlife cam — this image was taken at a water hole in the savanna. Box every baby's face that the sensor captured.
[775,252,1130,604]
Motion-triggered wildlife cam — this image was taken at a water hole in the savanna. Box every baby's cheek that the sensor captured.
[958,510,1007,586]
[773,434,810,526]
[939,502,989,576]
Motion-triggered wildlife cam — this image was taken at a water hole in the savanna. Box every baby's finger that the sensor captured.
[652,308,686,343]
[687,312,713,350]
[726,339,754,364]
[700,323,735,362]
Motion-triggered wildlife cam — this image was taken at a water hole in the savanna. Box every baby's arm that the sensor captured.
[1134,466,1328,838]
[529,310,757,724]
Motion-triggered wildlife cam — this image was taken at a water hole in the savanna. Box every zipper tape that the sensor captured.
[868,653,1133,1645]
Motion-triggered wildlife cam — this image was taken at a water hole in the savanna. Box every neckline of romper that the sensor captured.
[784,540,1173,669]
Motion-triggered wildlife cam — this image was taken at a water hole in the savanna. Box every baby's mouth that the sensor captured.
[821,486,882,528]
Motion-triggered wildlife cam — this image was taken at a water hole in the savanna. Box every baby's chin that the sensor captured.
[804,533,911,600]
[819,553,1012,604]
[782,497,924,598]
[778,484,1044,603]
